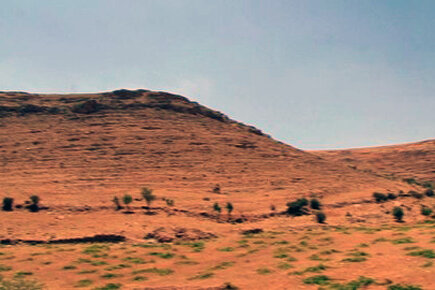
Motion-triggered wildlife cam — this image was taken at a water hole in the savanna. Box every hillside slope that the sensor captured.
[0,89,413,214]
[312,139,435,185]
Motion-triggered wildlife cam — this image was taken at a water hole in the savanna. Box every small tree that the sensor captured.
[123,194,133,211]
[112,196,122,211]
[141,187,156,211]
[425,189,434,197]
[286,198,309,216]
[2,197,13,211]
[165,199,174,206]
[29,195,40,212]
[393,206,404,222]
[315,212,326,223]
[226,202,233,216]
[373,192,387,203]
[213,202,221,216]
[310,198,321,210]
[421,207,433,216]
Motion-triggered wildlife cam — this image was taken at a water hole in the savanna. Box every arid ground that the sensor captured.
[0,90,433,290]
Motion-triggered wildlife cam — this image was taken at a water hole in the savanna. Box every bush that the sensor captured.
[387,193,397,200]
[421,207,432,216]
[2,197,13,211]
[226,202,233,215]
[388,284,422,290]
[112,196,122,210]
[422,181,433,189]
[165,199,174,206]
[425,189,434,197]
[286,198,309,216]
[315,212,326,223]
[141,187,156,209]
[409,191,424,199]
[403,178,418,185]
[123,194,133,210]
[310,199,321,210]
[373,192,388,203]
[28,195,40,212]
[393,206,404,222]
[213,203,221,215]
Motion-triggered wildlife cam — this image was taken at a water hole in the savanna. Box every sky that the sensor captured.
[1,0,434,149]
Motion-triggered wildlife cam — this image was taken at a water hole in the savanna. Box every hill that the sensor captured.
[312,139,435,186]
[0,90,433,289]
[0,89,413,212]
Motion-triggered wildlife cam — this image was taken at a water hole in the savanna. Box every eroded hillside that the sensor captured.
[0,89,414,213]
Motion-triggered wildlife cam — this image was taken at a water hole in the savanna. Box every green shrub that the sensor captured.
[425,189,434,197]
[373,192,388,203]
[303,275,330,285]
[409,191,423,199]
[213,202,221,215]
[286,198,309,216]
[403,178,418,185]
[387,193,397,200]
[93,283,122,290]
[310,198,321,210]
[141,187,156,209]
[122,194,133,210]
[226,202,234,215]
[388,284,422,290]
[316,212,326,223]
[112,196,122,210]
[422,181,433,189]
[28,195,40,212]
[408,249,435,258]
[421,207,432,216]
[2,197,13,211]
[393,206,404,222]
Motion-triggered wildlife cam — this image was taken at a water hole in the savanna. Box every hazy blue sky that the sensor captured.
[1,1,434,149]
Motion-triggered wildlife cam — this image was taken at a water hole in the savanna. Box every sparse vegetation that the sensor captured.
[122,194,133,211]
[213,202,221,215]
[425,189,434,197]
[388,284,422,290]
[112,196,122,211]
[373,192,388,203]
[226,202,233,215]
[165,198,174,206]
[303,275,331,285]
[0,276,43,290]
[393,206,404,222]
[2,197,13,211]
[409,190,424,199]
[421,206,432,216]
[141,187,156,211]
[315,212,326,223]
[286,198,309,216]
[310,198,321,210]
[28,195,40,212]
[408,249,435,258]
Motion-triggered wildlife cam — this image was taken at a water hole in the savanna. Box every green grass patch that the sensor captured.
[74,279,93,288]
[256,267,273,275]
[408,249,435,258]
[218,247,235,252]
[387,284,422,290]
[132,267,173,276]
[303,275,331,285]
[148,252,174,259]
[391,237,416,244]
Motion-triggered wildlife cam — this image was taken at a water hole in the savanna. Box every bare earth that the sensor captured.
[0,90,433,290]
